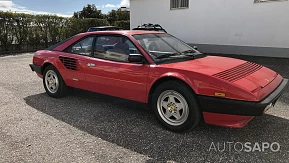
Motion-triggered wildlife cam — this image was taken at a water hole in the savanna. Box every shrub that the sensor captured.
[0,11,111,52]
[114,20,130,30]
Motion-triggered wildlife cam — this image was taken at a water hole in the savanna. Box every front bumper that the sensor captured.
[198,78,288,116]
[29,64,42,75]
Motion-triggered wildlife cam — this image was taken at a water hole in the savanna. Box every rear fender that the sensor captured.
[41,59,58,73]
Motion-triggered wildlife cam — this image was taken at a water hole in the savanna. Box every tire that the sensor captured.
[151,80,201,132]
[43,65,67,98]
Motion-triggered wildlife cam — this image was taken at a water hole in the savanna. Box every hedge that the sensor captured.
[114,20,130,30]
[0,11,129,52]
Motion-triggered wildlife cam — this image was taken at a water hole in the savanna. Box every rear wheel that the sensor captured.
[43,65,67,98]
[151,80,201,132]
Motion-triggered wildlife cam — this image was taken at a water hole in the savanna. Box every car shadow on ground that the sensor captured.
[24,89,289,162]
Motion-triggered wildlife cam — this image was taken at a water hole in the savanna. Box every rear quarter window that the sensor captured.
[46,36,76,51]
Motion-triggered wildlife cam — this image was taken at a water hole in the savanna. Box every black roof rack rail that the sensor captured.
[133,23,167,33]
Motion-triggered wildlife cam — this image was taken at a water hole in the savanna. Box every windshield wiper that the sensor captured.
[181,49,196,54]
[181,49,197,58]
[155,52,180,59]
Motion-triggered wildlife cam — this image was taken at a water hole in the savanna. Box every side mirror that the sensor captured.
[128,54,144,63]
[193,46,198,50]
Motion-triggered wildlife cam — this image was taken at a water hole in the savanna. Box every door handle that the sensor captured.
[87,63,95,67]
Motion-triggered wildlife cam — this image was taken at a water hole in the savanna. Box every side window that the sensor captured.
[94,35,140,62]
[66,37,94,56]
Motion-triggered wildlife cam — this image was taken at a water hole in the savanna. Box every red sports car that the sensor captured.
[30,30,288,132]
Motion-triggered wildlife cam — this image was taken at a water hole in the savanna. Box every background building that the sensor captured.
[120,7,130,12]
[130,0,289,58]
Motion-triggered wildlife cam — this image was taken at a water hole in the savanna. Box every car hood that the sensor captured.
[161,56,278,92]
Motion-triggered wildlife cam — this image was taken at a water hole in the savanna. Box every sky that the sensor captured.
[0,0,130,17]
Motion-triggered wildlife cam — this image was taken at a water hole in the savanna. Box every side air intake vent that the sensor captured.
[212,62,263,82]
[59,56,77,70]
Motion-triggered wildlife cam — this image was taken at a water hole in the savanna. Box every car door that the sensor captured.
[85,35,150,102]
[58,36,94,91]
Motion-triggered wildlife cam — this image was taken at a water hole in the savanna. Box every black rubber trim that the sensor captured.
[29,64,42,75]
[260,79,288,104]
[198,79,288,116]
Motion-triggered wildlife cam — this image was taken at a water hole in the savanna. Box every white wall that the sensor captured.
[130,0,289,49]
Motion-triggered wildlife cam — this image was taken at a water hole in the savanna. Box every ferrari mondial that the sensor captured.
[30,30,288,132]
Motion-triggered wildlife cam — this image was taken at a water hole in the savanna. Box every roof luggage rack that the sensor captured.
[133,23,167,33]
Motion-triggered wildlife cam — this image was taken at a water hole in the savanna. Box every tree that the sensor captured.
[115,9,129,21]
[107,10,118,25]
[73,4,104,19]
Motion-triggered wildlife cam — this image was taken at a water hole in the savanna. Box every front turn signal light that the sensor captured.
[214,92,226,97]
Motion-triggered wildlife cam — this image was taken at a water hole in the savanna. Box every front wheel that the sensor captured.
[43,65,67,98]
[151,80,201,132]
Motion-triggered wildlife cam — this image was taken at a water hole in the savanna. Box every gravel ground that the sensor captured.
[0,53,288,163]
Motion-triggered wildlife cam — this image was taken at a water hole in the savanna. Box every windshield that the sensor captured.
[132,33,200,61]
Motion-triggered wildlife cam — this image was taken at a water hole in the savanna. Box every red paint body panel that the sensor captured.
[56,52,91,91]
[203,112,254,128]
[85,57,149,102]
[31,30,286,128]
[158,56,247,76]
[253,74,283,100]
[245,67,277,88]
[148,58,261,102]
